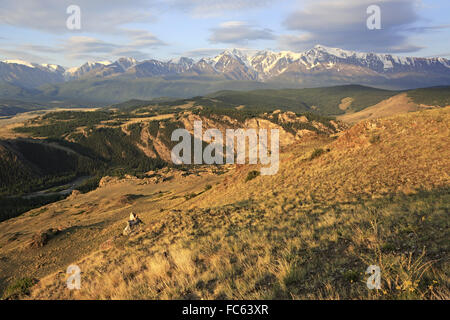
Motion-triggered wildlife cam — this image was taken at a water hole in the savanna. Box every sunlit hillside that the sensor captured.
[2,107,446,300]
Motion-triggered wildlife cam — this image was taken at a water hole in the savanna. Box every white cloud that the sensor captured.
[61,32,166,62]
[180,48,225,58]
[123,29,167,48]
[0,0,157,34]
[281,0,424,53]
[209,21,274,44]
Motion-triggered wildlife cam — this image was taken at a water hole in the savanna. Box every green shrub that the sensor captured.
[309,148,326,160]
[245,170,260,182]
[369,134,381,144]
[2,278,36,299]
[184,193,198,200]
[343,270,361,284]
[75,176,101,194]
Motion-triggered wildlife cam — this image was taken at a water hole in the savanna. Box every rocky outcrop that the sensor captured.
[122,213,144,236]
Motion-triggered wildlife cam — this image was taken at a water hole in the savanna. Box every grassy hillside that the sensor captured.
[0,100,48,117]
[336,93,420,124]
[407,86,450,107]
[2,107,447,300]
[111,85,400,116]
[207,85,399,115]
[29,187,448,300]
[3,84,449,119]
[1,105,341,222]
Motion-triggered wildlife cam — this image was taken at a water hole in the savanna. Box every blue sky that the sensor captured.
[0,0,448,67]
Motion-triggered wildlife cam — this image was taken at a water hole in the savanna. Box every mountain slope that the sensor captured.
[0,105,342,221]
[205,85,399,115]
[0,61,64,88]
[108,84,400,115]
[37,78,274,104]
[1,106,447,300]
[337,93,422,123]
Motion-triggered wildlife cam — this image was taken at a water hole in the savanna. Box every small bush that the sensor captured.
[118,194,145,205]
[75,176,101,194]
[204,184,212,191]
[29,232,48,248]
[343,270,361,284]
[2,278,37,299]
[369,134,381,144]
[245,170,260,182]
[309,148,326,160]
[184,193,197,200]
[381,242,396,253]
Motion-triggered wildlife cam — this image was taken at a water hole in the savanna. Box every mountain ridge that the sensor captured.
[1,45,450,90]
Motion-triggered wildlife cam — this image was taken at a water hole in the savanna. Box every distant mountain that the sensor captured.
[1,46,450,103]
[64,60,113,80]
[0,60,65,88]
[205,49,259,80]
[167,57,195,73]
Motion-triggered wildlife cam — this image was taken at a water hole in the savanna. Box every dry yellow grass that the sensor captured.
[337,93,423,123]
[193,106,449,210]
[338,97,354,111]
[0,108,99,139]
[0,167,225,295]
[28,186,449,300]
[118,114,174,128]
[14,107,448,300]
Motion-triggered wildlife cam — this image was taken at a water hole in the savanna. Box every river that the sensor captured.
[22,175,93,199]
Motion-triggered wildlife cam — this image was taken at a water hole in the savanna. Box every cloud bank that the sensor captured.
[209,21,274,44]
[280,0,423,53]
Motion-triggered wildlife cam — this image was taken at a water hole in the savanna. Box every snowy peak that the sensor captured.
[0,46,449,89]
[2,60,65,73]
[65,58,137,79]
[301,45,450,71]
[115,57,137,70]
[211,49,258,68]
[62,46,450,82]
[208,49,258,80]
[168,57,194,65]
[308,45,355,59]
[65,61,109,76]
[40,63,65,73]
[0,59,65,88]
[2,59,36,68]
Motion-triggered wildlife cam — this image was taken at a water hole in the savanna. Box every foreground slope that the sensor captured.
[17,107,450,300]
[0,107,342,294]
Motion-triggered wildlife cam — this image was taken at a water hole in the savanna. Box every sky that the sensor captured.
[0,0,449,67]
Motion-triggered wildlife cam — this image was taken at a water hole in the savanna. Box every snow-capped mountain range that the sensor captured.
[1,45,450,89]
